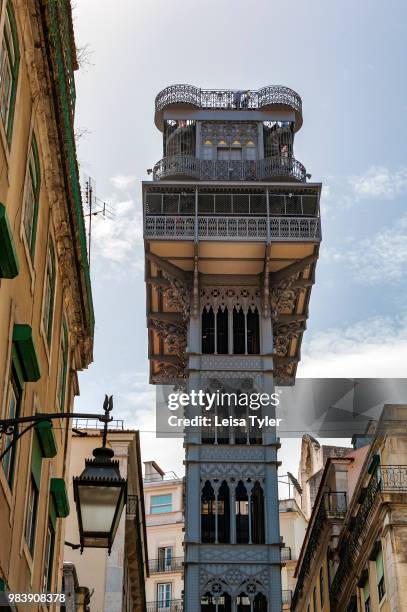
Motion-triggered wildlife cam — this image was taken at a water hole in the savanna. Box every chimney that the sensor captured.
[144,461,165,482]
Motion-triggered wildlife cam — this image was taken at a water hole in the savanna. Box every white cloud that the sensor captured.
[88,197,144,276]
[299,314,407,378]
[323,213,407,283]
[350,166,407,200]
[110,174,137,190]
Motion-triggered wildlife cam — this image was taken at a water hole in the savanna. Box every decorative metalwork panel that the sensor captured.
[144,215,320,242]
[155,84,302,115]
[153,155,306,182]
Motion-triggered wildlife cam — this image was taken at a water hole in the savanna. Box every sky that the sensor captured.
[71,0,407,490]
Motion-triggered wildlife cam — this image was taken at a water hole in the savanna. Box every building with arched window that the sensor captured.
[143,84,322,610]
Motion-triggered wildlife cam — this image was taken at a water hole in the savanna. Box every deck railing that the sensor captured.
[149,557,183,574]
[146,600,183,612]
[153,155,306,182]
[144,215,320,242]
[155,84,302,114]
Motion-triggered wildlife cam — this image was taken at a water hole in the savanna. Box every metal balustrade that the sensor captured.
[152,155,306,182]
[155,84,302,115]
[146,600,183,612]
[149,557,183,574]
[380,465,407,491]
[282,590,292,605]
[144,215,320,242]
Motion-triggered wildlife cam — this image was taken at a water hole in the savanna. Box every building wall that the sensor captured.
[0,0,92,604]
[63,429,147,612]
[144,474,184,605]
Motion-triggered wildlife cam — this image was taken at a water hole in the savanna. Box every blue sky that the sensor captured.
[72,0,407,482]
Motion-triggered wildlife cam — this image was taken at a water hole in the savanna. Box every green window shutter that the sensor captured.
[12,324,41,382]
[368,454,380,474]
[0,203,19,278]
[363,579,370,602]
[35,419,57,458]
[50,478,70,518]
[376,549,384,583]
[31,432,42,489]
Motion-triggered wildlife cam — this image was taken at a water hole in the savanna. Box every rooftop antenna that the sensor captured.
[82,174,115,268]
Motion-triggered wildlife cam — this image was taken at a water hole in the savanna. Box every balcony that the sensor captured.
[148,557,183,574]
[154,84,303,131]
[282,590,292,605]
[153,155,306,182]
[146,600,183,612]
[143,187,321,243]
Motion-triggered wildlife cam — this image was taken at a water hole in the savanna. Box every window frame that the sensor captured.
[22,132,41,260]
[57,318,69,411]
[43,519,55,592]
[42,238,56,347]
[150,493,173,514]
[1,358,22,486]
[0,1,20,144]
[24,473,39,554]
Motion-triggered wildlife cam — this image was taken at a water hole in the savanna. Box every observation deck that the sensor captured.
[154,84,303,131]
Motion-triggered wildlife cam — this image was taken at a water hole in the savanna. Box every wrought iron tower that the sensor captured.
[143,84,321,611]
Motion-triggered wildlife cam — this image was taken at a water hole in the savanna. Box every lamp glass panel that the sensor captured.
[79,485,121,533]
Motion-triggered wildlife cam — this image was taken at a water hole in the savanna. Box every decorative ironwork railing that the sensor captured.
[153,155,306,182]
[155,84,302,115]
[148,557,183,574]
[292,492,347,609]
[144,215,320,242]
[380,465,407,491]
[146,600,183,612]
[281,546,292,561]
[282,590,292,605]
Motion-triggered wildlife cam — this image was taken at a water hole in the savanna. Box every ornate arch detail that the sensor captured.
[200,567,269,599]
[201,286,261,315]
[149,319,187,356]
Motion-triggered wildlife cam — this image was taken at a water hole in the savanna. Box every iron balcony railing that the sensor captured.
[153,155,306,182]
[281,546,292,561]
[146,600,183,612]
[144,215,321,242]
[380,465,407,491]
[149,557,183,574]
[282,590,292,605]
[155,84,302,115]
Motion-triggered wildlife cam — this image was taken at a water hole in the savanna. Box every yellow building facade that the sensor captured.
[0,0,93,604]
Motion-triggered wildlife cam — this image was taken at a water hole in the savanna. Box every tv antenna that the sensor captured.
[82,174,115,268]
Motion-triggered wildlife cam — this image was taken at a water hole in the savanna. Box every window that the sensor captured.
[363,580,370,612]
[157,583,172,608]
[43,240,56,345]
[43,520,55,591]
[23,134,40,259]
[217,146,242,161]
[202,143,213,160]
[0,2,19,141]
[158,546,173,571]
[245,142,257,160]
[151,494,172,514]
[24,475,39,554]
[1,364,22,485]
[319,566,325,608]
[312,586,317,611]
[57,320,68,410]
[376,547,386,601]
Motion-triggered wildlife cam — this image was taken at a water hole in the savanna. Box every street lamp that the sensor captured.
[0,394,127,554]
[73,395,127,553]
